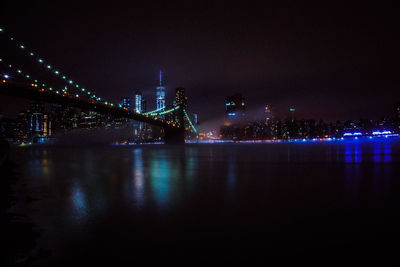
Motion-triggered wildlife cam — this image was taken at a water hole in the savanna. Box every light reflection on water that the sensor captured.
[150,150,172,207]
[343,138,394,163]
[71,181,88,224]
[16,139,400,229]
[133,148,145,209]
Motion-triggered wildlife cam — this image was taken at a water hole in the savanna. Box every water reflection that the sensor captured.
[227,154,236,193]
[184,148,198,195]
[373,141,392,163]
[71,181,88,224]
[133,148,145,208]
[345,142,362,163]
[16,140,399,243]
[150,151,172,207]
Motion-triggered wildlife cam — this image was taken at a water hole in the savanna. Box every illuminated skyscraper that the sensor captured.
[225,94,245,118]
[265,104,273,125]
[156,70,166,110]
[193,113,199,125]
[175,87,187,109]
[134,91,142,113]
[289,107,296,121]
[28,102,44,133]
[120,97,131,109]
[141,99,147,113]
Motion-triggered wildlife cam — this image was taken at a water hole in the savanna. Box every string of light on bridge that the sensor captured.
[146,105,181,116]
[1,27,190,130]
[142,106,166,115]
[184,109,198,134]
[0,57,65,94]
[0,27,111,105]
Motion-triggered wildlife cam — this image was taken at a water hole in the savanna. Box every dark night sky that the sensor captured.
[1,2,399,131]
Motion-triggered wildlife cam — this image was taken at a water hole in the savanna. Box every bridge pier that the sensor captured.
[163,126,185,145]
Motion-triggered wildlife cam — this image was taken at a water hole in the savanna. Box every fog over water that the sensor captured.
[11,139,400,265]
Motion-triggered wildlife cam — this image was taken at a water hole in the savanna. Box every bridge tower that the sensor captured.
[163,105,185,145]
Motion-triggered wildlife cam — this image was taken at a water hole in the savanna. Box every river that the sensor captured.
[10,138,400,265]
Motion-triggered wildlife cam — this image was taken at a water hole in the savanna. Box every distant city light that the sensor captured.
[38,59,43,63]
[343,132,362,136]
[372,130,392,135]
[4,74,9,79]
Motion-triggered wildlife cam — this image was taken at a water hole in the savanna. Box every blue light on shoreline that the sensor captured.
[111,133,399,146]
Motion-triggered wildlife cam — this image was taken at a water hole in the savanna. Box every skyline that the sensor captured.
[1,2,400,131]
[2,3,400,265]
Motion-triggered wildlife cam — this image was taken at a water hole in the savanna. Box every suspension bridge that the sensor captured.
[0,27,198,144]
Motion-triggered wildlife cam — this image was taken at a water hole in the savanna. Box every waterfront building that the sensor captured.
[79,111,99,129]
[43,114,52,137]
[28,102,44,134]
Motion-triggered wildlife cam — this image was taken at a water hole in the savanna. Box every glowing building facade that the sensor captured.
[193,113,198,125]
[134,91,142,113]
[175,87,187,109]
[156,70,166,110]
[120,97,131,109]
[28,102,44,133]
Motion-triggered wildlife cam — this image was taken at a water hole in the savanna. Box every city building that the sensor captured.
[175,87,187,109]
[193,113,199,125]
[265,104,273,125]
[43,114,52,137]
[120,97,131,109]
[156,70,166,110]
[289,107,296,121]
[134,91,142,113]
[225,94,246,118]
[28,102,44,134]
[79,111,100,129]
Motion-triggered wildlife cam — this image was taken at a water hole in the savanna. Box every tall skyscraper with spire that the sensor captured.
[156,70,166,110]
